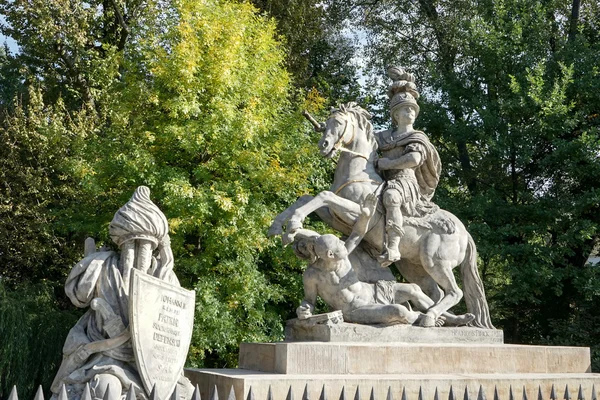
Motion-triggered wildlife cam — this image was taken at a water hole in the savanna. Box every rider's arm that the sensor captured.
[345,193,378,254]
[378,151,422,170]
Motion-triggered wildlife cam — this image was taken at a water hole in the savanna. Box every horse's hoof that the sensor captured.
[416,313,436,327]
[282,233,295,246]
[287,219,303,233]
[460,313,476,326]
[267,225,283,237]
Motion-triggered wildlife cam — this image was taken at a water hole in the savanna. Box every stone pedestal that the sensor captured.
[185,324,600,400]
[285,319,504,344]
[238,342,591,375]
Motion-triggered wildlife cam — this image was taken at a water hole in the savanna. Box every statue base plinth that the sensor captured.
[285,318,504,344]
[185,339,600,400]
[237,342,589,375]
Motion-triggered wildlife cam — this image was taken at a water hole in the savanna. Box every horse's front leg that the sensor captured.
[288,190,362,232]
[268,195,315,236]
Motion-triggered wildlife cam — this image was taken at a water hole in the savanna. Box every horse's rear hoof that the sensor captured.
[416,313,436,327]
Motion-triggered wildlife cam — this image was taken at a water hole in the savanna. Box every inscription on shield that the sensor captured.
[129,269,195,400]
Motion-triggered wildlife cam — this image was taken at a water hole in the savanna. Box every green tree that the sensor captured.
[250,0,363,104]
[0,0,331,393]
[347,0,600,364]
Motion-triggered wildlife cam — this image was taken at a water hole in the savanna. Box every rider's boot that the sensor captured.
[378,221,404,267]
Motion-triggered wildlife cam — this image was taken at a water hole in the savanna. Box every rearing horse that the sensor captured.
[269,103,493,328]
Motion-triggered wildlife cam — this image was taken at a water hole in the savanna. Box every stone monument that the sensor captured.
[270,66,492,329]
[185,67,600,400]
[51,186,195,400]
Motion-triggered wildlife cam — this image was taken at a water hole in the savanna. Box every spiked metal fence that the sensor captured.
[3,382,598,400]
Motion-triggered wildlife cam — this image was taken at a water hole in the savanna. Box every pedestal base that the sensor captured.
[185,333,597,400]
[285,320,504,344]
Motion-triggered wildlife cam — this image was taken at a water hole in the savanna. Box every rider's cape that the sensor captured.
[377,130,441,202]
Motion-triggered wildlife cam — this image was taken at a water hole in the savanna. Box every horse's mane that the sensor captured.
[331,102,377,149]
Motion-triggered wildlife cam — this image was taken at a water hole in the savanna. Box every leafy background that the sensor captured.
[1,0,599,397]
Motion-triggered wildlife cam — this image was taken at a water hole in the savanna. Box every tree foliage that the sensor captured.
[2,0,600,394]
[0,0,331,393]
[345,0,600,365]
[249,0,363,104]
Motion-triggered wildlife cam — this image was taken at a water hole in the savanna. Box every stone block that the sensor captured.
[239,342,591,375]
[285,321,504,343]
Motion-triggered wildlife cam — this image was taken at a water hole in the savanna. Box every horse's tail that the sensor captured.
[460,233,495,329]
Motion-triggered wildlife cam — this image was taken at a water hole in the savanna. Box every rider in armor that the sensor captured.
[375,67,442,266]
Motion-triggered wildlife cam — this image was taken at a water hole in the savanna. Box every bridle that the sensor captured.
[329,113,369,160]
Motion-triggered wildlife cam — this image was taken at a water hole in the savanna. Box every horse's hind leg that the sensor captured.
[395,260,443,303]
[418,236,463,327]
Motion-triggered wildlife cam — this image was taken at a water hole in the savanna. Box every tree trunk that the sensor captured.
[568,0,581,42]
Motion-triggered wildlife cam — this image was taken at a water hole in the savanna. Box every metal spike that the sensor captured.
[126,384,136,400]
[538,386,543,400]
[58,385,68,400]
[102,384,112,400]
[34,386,45,400]
[592,386,597,400]
[340,387,347,400]
[449,386,456,400]
[8,386,18,400]
[210,385,219,400]
[551,385,557,400]
[434,388,440,400]
[171,383,181,400]
[150,385,159,400]
[464,387,470,400]
[509,386,515,400]
[192,385,202,400]
[303,384,310,400]
[320,385,327,400]
[81,383,92,400]
[493,387,499,400]
[386,387,393,400]
[247,387,256,400]
[578,386,584,400]
[477,386,485,400]
[522,387,528,400]
[227,386,236,400]
[401,388,407,400]
[355,386,361,400]
[419,387,424,400]
[369,388,375,400]
[288,386,295,400]
[267,386,274,400]
[565,385,572,400]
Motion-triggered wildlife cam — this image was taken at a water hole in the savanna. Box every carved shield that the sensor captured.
[129,269,195,400]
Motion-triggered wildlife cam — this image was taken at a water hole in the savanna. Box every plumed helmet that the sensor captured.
[387,66,420,117]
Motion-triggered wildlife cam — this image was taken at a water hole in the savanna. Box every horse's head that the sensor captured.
[319,110,350,158]
[305,102,375,159]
